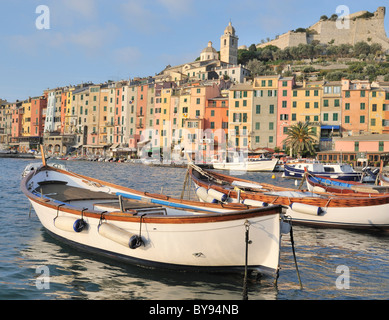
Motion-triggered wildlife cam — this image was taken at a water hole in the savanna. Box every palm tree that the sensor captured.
[283,122,317,158]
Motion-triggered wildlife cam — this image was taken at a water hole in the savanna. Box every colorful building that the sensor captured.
[341,79,370,136]
[252,75,279,150]
[276,76,295,149]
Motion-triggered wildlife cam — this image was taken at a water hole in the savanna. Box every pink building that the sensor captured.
[317,134,389,166]
[276,76,295,148]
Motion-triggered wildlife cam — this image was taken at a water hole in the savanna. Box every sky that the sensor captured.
[1,0,388,102]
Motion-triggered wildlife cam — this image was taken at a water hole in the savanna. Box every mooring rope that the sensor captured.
[242,220,251,300]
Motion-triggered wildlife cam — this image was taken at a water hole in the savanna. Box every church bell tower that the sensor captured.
[220,22,238,65]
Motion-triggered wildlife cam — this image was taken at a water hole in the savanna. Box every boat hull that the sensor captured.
[283,164,362,181]
[213,158,278,172]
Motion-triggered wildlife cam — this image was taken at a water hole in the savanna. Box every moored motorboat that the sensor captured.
[283,161,376,182]
[189,164,389,231]
[21,163,286,276]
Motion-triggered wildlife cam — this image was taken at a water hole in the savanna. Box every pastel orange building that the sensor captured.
[341,79,370,135]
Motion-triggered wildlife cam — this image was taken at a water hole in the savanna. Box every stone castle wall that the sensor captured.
[257,7,389,52]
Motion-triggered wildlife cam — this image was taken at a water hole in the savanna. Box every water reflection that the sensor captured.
[20,230,278,300]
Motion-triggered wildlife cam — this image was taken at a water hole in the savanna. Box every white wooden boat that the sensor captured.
[21,163,286,276]
[189,165,389,231]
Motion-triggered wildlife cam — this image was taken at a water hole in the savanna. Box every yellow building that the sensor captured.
[159,85,174,150]
[228,83,253,150]
[369,83,389,134]
[291,81,323,140]
[21,99,32,137]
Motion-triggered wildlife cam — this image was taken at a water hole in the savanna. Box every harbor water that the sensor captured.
[1,158,388,300]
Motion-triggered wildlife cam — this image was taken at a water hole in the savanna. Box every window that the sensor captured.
[293,101,297,108]
[256,105,261,114]
[305,102,310,109]
[372,104,377,112]
[355,142,359,152]
[360,103,365,110]
[283,90,287,97]
[345,103,350,110]
[371,118,376,126]
[255,136,260,143]
[269,122,274,130]
[334,99,340,107]
[293,91,297,97]
[292,113,296,121]
[211,110,215,117]
[361,91,365,97]
[305,90,310,97]
[333,113,338,121]
[379,141,384,152]
[345,91,350,98]
[314,90,319,96]
[345,116,350,124]
[360,115,365,123]
[324,100,329,107]
[269,105,274,114]
[282,81,287,87]
[255,122,260,130]
[269,136,273,143]
[268,80,272,86]
[282,101,287,108]
[323,113,328,121]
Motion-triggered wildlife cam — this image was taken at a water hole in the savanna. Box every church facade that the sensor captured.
[155,22,250,84]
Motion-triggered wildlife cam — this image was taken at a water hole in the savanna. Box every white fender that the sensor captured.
[54,216,87,233]
[98,223,141,249]
[195,187,209,202]
[242,199,268,207]
[207,188,228,202]
[290,202,323,216]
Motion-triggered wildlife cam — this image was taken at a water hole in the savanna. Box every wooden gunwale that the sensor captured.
[21,166,282,224]
[190,167,389,208]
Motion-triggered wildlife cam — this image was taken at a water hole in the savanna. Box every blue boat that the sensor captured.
[282,162,376,182]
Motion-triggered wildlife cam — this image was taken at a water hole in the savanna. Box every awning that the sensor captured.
[321,125,340,130]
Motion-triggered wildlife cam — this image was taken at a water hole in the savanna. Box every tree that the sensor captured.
[283,122,317,157]
[246,59,267,76]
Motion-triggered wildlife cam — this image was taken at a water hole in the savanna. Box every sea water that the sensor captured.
[0,158,388,300]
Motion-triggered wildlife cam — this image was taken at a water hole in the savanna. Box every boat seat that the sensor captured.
[94,200,162,210]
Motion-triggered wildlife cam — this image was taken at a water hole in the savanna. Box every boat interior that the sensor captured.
[33,180,168,216]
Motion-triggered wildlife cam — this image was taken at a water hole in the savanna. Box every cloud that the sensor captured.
[62,0,98,20]
[156,0,195,16]
[113,46,142,64]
